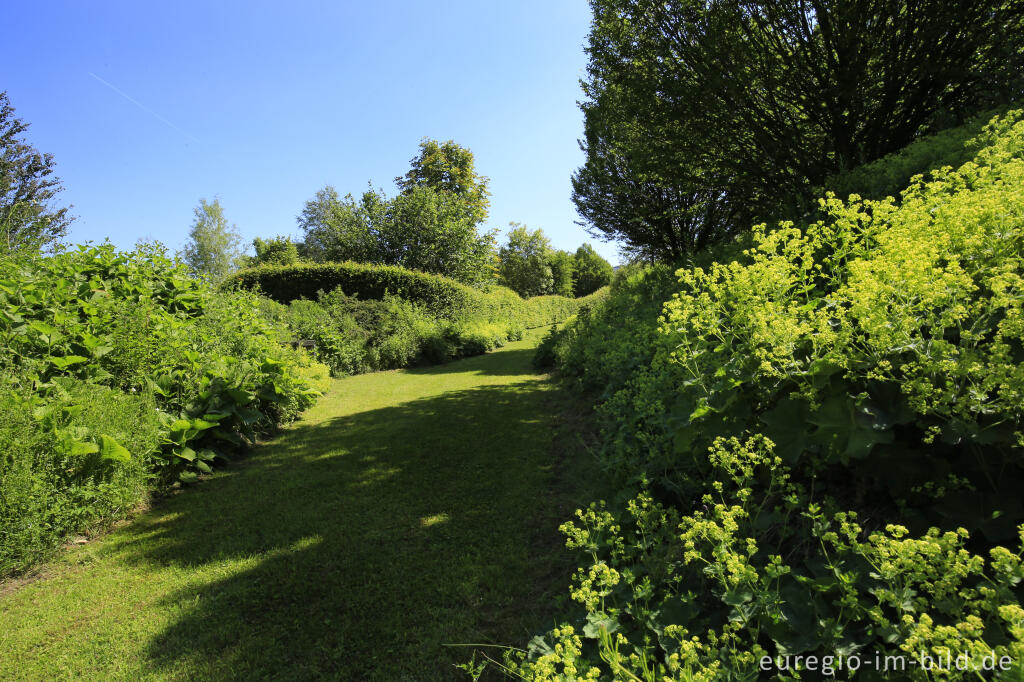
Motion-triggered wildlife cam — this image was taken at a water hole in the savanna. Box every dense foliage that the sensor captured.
[232,260,596,376]
[227,261,483,317]
[548,249,576,298]
[497,225,612,298]
[515,111,1024,679]
[227,259,590,326]
[260,289,522,376]
[572,243,614,297]
[250,235,300,267]
[394,138,491,227]
[180,197,244,282]
[498,224,555,297]
[0,244,328,575]
[0,91,73,255]
[573,0,1024,260]
[298,139,497,284]
[824,107,1006,203]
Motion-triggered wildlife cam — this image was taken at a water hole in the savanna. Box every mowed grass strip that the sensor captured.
[0,329,600,680]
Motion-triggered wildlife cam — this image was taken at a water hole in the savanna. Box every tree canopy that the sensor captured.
[0,91,73,254]
[572,243,613,296]
[548,249,576,298]
[297,140,496,284]
[573,0,1024,260]
[395,138,491,226]
[251,235,300,267]
[180,198,243,282]
[498,224,554,297]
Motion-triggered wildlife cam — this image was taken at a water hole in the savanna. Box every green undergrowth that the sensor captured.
[514,111,1024,679]
[226,260,594,331]
[239,261,608,378]
[0,328,607,681]
[0,244,328,577]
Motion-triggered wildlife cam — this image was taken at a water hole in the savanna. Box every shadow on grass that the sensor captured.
[108,368,579,680]
[403,347,541,378]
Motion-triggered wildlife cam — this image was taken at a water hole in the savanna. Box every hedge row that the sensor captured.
[227,261,590,329]
[225,262,478,320]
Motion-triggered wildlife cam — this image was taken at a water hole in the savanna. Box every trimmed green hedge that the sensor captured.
[227,261,589,330]
[225,262,478,320]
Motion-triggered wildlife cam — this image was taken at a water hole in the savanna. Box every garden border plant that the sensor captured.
[513,110,1024,680]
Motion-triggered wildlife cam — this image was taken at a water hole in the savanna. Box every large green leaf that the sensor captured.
[69,440,100,456]
[582,611,620,639]
[48,355,89,370]
[233,405,263,425]
[807,396,894,461]
[98,435,131,463]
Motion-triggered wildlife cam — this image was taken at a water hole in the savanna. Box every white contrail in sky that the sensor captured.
[88,72,200,144]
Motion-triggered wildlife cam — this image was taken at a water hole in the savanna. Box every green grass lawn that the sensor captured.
[0,329,603,680]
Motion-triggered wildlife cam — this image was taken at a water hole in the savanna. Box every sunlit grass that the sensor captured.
[0,328,604,680]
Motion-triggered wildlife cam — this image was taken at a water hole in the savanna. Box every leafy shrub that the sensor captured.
[224,261,480,319]
[227,261,585,331]
[363,295,448,369]
[284,298,370,376]
[541,266,675,393]
[451,320,510,355]
[277,284,539,376]
[521,294,584,328]
[824,107,1006,202]
[511,437,1024,680]
[235,264,588,378]
[518,110,1024,678]
[0,372,161,575]
[576,111,1024,517]
[532,325,561,370]
[0,244,327,575]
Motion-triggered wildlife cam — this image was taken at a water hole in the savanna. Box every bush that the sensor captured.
[510,437,1024,680]
[0,244,328,576]
[824,107,1007,202]
[277,284,541,377]
[521,294,583,328]
[540,266,674,394]
[224,261,479,319]
[0,374,161,575]
[516,110,1024,678]
[284,298,370,376]
[230,263,588,378]
[227,261,585,331]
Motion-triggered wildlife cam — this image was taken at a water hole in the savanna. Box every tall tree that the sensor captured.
[0,91,73,254]
[572,243,614,296]
[547,249,576,297]
[296,184,496,284]
[181,198,243,282]
[574,0,1024,260]
[297,140,497,284]
[498,224,554,297]
[375,184,497,284]
[251,235,300,267]
[395,138,491,226]
[298,185,381,264]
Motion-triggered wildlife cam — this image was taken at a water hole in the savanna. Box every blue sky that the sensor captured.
[2,1,619,263]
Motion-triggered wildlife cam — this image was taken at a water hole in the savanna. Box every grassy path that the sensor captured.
[0,330,596,680]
